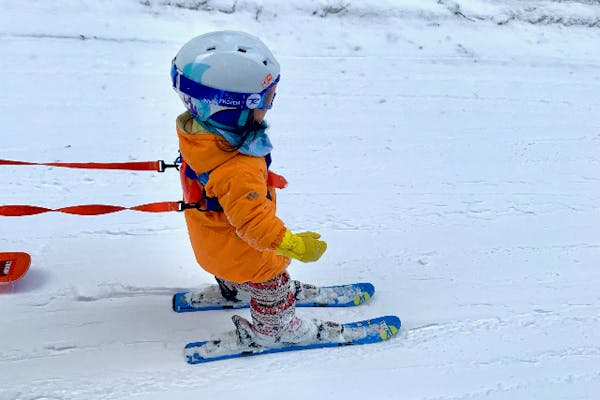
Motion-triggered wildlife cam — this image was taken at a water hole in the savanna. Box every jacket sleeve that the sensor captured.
[209,158,287,251]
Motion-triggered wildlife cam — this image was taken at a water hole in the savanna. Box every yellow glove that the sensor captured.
[275,230,327,263]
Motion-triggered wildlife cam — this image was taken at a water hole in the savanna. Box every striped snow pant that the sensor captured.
[216,271,296,337]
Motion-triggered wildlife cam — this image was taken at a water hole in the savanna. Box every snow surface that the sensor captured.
[1,0,600,399]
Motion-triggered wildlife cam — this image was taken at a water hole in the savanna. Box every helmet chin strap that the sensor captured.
[239,109,254,130]
[237,109,264,147]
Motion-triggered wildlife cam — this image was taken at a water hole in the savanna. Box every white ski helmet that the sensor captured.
[171,31,280,130]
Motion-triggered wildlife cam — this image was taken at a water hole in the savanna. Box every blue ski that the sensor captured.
[173,282,375,312]
[185,315,400,364]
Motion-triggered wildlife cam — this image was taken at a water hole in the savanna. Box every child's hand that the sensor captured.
[275,230,327,262]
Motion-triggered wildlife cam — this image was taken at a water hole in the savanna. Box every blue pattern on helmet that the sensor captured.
[182,63,211,120]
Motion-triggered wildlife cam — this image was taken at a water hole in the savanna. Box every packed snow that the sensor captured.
[1,1,599,399]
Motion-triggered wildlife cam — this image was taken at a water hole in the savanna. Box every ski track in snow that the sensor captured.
[1,0,600,399]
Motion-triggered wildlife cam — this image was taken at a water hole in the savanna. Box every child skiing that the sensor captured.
[171,30,337,347]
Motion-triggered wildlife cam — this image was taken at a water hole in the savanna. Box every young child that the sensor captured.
[171,31,336,347]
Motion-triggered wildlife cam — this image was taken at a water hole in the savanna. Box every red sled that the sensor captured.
[0,252,31,285]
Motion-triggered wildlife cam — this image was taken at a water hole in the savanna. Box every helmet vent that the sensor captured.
[262,60,268,66]
[206,46,216,51]
[237,47,248,53]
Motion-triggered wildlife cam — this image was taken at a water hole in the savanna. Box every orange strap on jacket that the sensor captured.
[0,202,183,216]
[0,159,178,172]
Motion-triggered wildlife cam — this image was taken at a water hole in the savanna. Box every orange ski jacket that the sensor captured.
[176,112,289,283]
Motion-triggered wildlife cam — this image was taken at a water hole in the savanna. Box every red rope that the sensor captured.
[0,158,186,217]
[0,159,169,172]
[0,202,181,216]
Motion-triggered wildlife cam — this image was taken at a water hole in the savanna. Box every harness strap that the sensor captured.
[180,154,285,213]
[0,202,183,217]
[0,154,286,217]
[0,159,179,172]
[180,161,223,212]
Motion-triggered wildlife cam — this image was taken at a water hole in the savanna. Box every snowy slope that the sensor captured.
[1,1,600,399]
